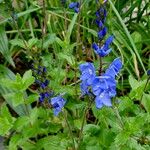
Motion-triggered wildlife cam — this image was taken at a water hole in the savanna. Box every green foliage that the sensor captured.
[0,104,15,136]
[1,70,35,107]
[0,25,15,67]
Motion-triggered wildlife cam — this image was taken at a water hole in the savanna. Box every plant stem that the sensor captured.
[99,56,103,75]
[113,106,124,128]
[77,100,92,149]
[63,110,76,150]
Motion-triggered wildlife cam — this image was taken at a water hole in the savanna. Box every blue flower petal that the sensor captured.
[98,27,107,39]
[51,96,66,116]
[105,58,122,78]
[69,2,78,8]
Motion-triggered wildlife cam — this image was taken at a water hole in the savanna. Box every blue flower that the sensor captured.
[92,43,111,57]
[105,58,122,78]
[103,35,114,49]
[43,67,47,73]
[50,96,66,116]
[79,62,96,85]
[91,76,116,108]
[39,93,45,102]
[92,35,114,57]
[40,79,49,89]
[79,62,96,95]
[95,20,103,28]
[80,81,90,95]
[95,7,107,27]
[95,91,112,109]
[69,2,80,13]
[98,27,107,40]
[92,76,116,96]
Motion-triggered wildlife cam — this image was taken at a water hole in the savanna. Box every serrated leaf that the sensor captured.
[8,134,22,150]
[129,75,139,89]
[36,136,68,150]
[114,131,130,146]
[0,104,15,136]
[29,108,39,125]
[22,70,35,90]
[142,94,150,113]
[3,92,24,107]
[25,94,39,105]
[43,33,57,49]
[83,124,100,136]
[28,38,39,49]
[13,116,29,131]
[0,65,31,116]
[58,53,75,66]
[9,39,25,49]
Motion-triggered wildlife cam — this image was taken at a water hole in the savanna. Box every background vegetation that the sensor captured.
[0,0,150,149]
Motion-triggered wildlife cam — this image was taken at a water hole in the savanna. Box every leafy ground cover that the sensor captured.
[0,0,150,149]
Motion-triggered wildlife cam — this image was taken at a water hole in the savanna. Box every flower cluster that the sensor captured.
[31,63,52,103]
[79,58,122,108]
[92,2,114,57]
[69,2,80,13]
[31,62,66,116]
[79,1,122,109]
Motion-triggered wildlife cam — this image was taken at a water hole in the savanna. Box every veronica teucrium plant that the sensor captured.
[79,0,122,109]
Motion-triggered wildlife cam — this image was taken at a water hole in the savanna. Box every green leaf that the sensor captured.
[36,136,68,150]
[131,31,142,51]
[8,134,22,150]
[22,70,35,90]
[3,92,24,107]
[83,124,100,136]
[65,13,78,43]
[25,94,39,105]
[28,38,38,47]
[114,130,130,146]
[9,39,25,49]
[141,94,150,113]
[13,116,29,132]
[43,33,57,49]
[0,25,15,66]
[58,52,75,66]
[29,108,39,125]
[0,104,15,136]
[0,65,29,116]
[129,75,139,89]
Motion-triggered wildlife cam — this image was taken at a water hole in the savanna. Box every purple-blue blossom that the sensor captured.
[92,76,116,96]
[95,91,112,109]
[105,58,122,78]
[98,27,107,40]
[79,62,96,95]
[50,96,66,116]
[92,35,114,57]
[91,58,122,108]
[69,2,80,13]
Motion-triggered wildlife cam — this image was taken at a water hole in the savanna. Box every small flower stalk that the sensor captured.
[31,60,66,116]
[79,1,123,109]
